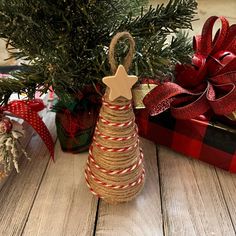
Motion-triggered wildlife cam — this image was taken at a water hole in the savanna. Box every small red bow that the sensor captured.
[1,99,54,160]
[143,16,236,119]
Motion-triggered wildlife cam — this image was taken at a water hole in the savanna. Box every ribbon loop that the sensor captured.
[197,16,229,55]
[143,16,236,120]
[2,99,54,160]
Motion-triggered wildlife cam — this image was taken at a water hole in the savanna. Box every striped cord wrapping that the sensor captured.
[99,115,134,127]
[85,165,145,190]
[88,146,144,175]
[94,125,138,141]
[93,137,139,153]
[102,98,132,111]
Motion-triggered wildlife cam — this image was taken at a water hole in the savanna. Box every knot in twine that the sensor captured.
[85,32,145,204]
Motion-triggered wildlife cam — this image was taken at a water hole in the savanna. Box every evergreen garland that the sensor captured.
[0,0,197,105]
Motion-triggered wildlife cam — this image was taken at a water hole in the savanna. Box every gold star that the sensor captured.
[102,65,138,101]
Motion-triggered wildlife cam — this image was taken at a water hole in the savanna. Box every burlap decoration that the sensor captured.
[85,32,145,204]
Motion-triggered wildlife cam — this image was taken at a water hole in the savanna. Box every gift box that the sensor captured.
[134,16,236,172]
[135,109,236,172]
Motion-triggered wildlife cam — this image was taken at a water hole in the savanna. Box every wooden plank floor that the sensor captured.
[0,1,236,236]
[0,112,236,236]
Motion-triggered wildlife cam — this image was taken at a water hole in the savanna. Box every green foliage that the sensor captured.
[0,0,197,105]
[0,75,25,105]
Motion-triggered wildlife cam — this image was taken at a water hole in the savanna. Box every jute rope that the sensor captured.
[108,31,135,74]
[85,32,145,204]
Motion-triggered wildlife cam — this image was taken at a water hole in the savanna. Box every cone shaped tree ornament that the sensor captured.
[85,32,145,204]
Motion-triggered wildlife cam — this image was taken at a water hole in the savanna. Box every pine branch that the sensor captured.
[114,0,197,36]
[0,75,25,105]
[0,0,197,105]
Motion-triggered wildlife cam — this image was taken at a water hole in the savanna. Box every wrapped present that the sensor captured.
[1,99,54,159]
[0,71,54,188]
[133,16,236,172]
[0,98,54,188]
[135,109,236,172]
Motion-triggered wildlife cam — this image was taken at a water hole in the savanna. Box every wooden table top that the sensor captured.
[1,1,236,235]
[0,112,236,236]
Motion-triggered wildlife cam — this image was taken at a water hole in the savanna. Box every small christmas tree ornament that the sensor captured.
[85,32,145,204]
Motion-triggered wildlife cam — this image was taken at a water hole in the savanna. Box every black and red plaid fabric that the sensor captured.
[135,109,236,172]
[56,115,94,153]
[55,108,99,153]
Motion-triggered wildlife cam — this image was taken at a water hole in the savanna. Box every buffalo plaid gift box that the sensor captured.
[135,109,236,172]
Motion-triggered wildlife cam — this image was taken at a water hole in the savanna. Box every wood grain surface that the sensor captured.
[216,170,236,229]
[158,146,235,236]
[0,112,57,236]
[1,1,236,236]
[95,138,163,236]
[22,144,98,236]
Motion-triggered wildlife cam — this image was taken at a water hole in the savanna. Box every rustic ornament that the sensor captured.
[85,31,145,204]
[0,118,29,181]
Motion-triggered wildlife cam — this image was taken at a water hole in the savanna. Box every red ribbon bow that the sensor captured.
[143,16,236,119]
[1,99,54,160]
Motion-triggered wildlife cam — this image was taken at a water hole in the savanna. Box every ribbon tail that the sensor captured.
[143,82,212,119]
[143,82,188,116]
[7,102,54,160]
[171,84,211,119]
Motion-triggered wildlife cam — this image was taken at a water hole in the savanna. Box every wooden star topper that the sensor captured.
[102,65,138,101]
